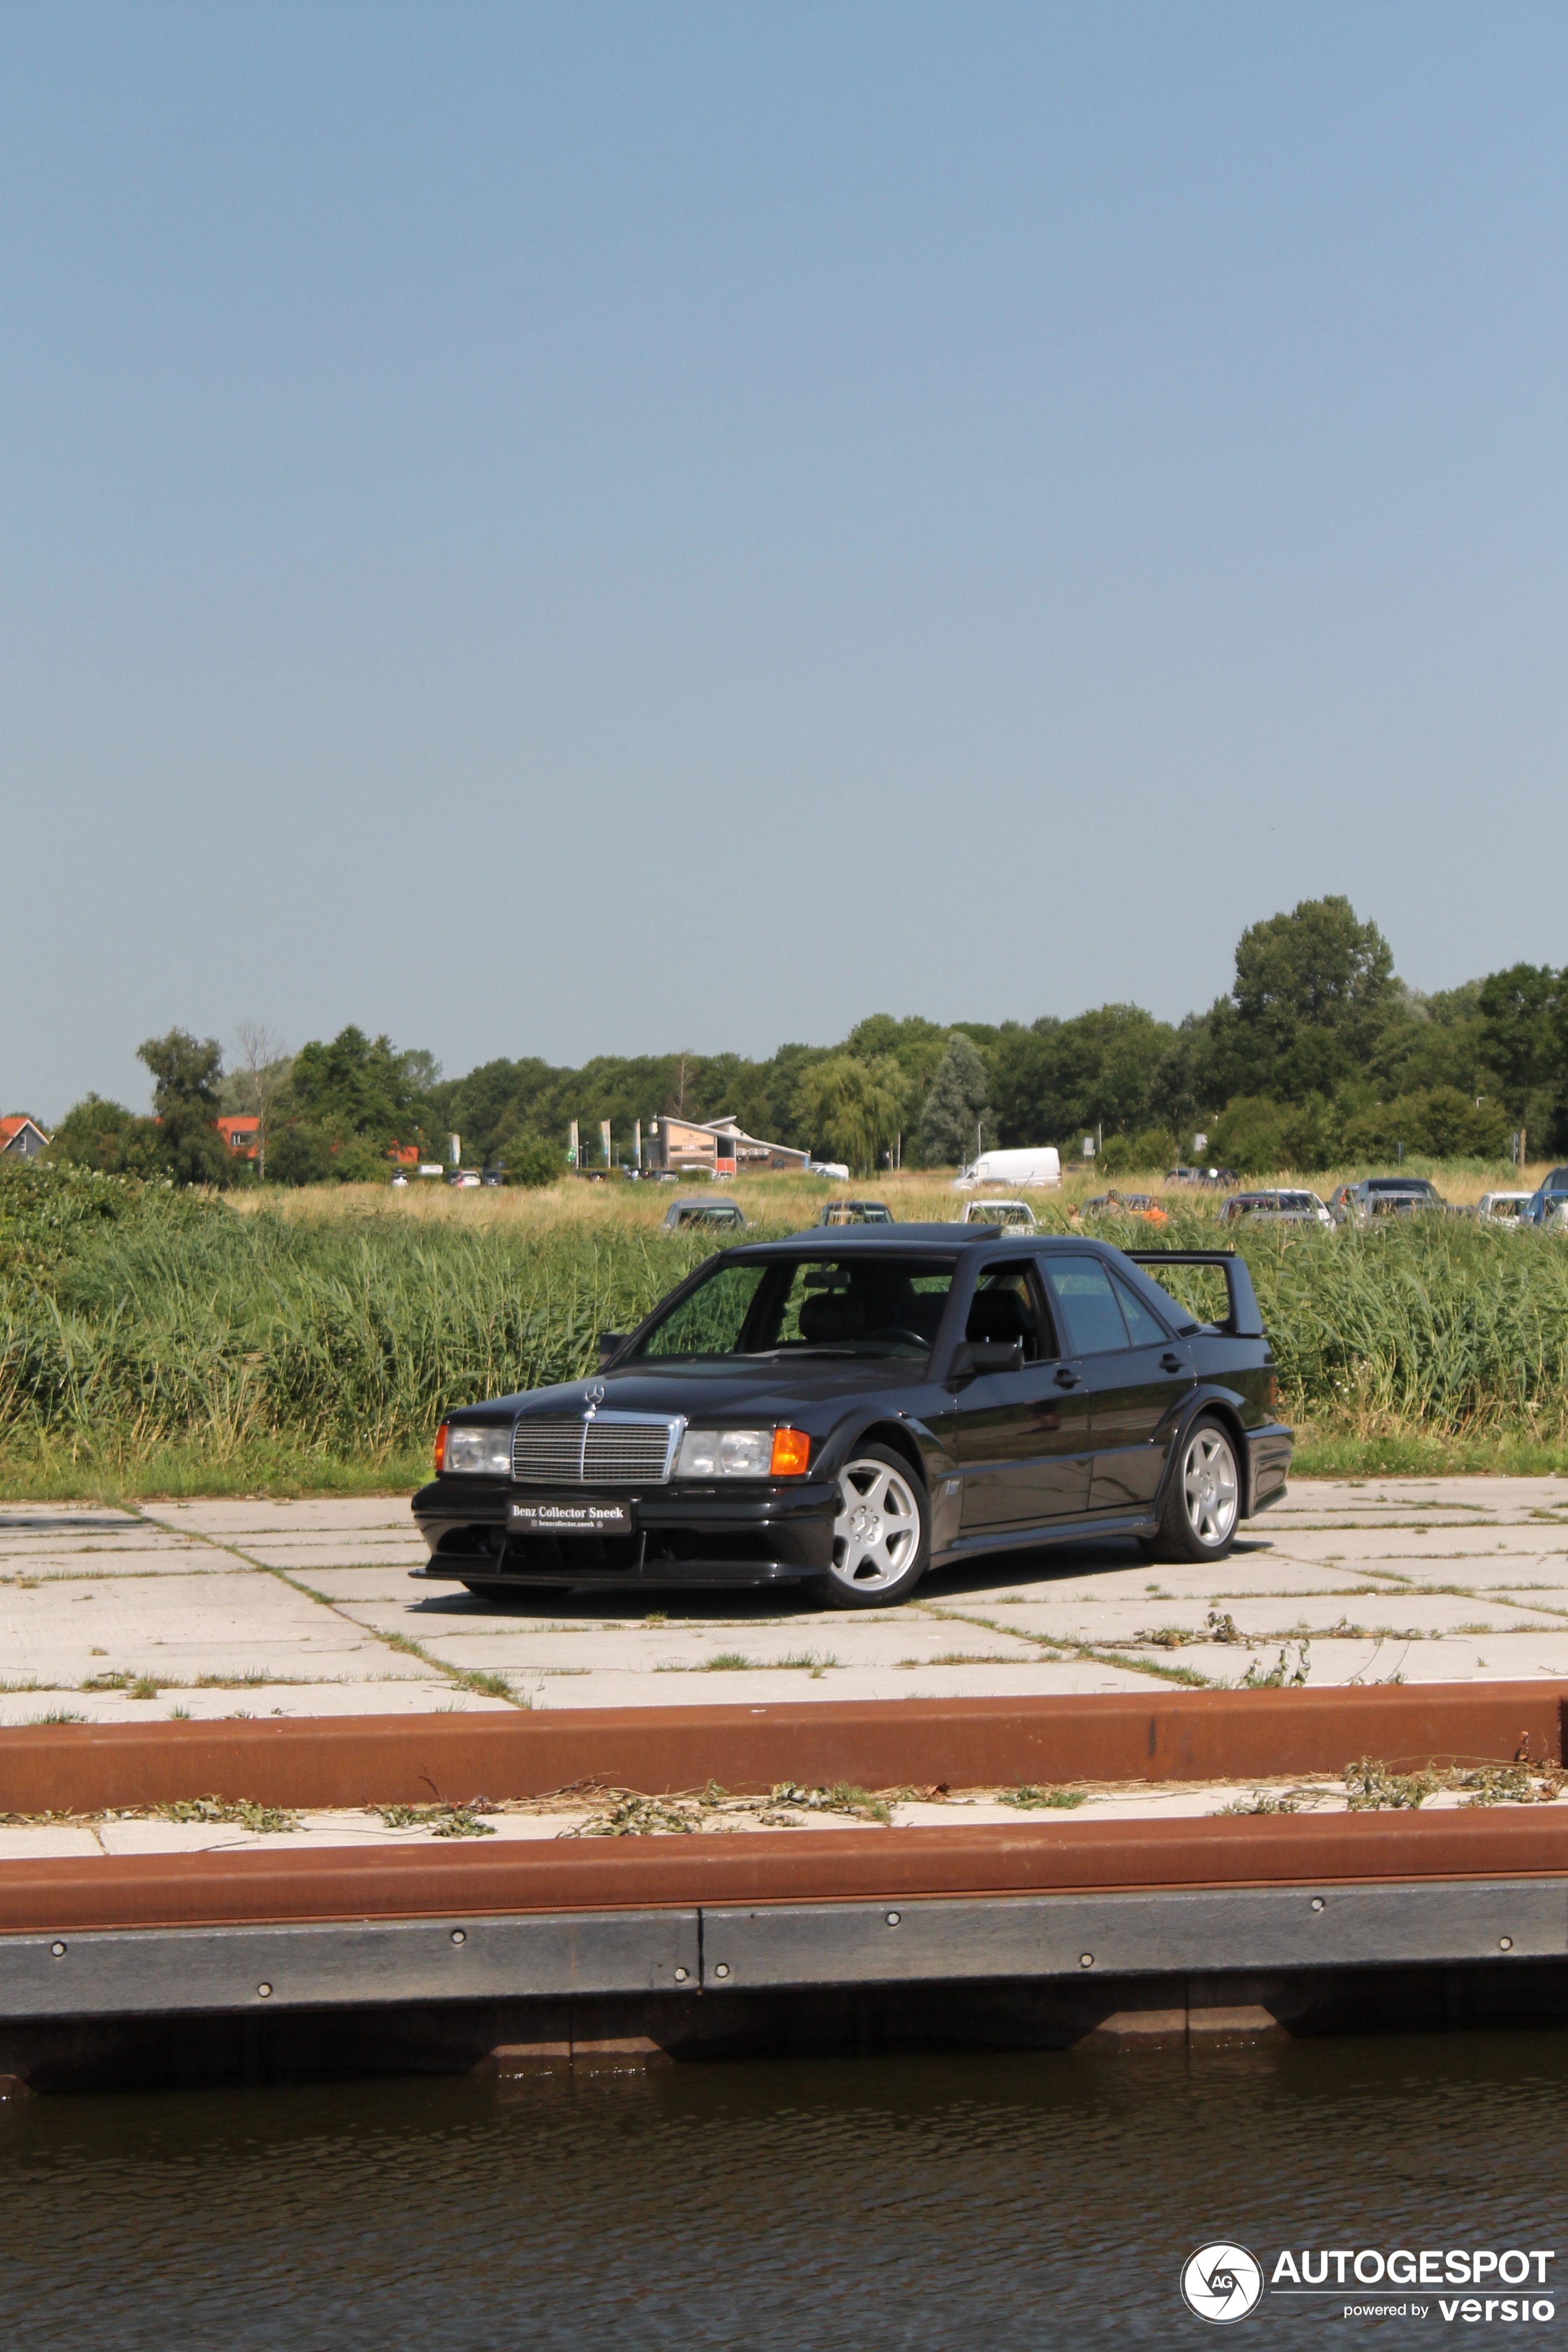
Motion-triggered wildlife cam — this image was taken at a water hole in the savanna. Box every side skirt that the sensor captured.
[933,1509,1157,1566]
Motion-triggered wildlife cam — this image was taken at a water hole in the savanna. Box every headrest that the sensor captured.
[798,1290,865,1343]
[966,1288,1030,1344]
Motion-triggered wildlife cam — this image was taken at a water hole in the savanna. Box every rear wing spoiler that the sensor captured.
[1124,1248,1264,1340]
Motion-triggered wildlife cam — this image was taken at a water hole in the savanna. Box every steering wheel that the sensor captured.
[864,1326,931,1351]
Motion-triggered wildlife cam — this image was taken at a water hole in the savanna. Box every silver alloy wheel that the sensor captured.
[1182,1424,1239,1548]
[830,1457,922,1591]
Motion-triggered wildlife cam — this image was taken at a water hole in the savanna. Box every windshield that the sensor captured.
[630,1254,957,1362]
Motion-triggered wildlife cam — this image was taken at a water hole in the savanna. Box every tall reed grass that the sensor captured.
[3,1166,1566,1492]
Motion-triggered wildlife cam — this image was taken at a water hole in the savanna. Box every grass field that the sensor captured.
[2,1159,1565,1499]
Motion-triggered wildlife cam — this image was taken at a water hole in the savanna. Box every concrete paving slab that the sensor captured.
[452,1662,1174,1706]
[0,1825,102,1860]
[0,1571,425,1691]
[11,1476,1568,1713]
[150,1499,415,1537]
[336,1604,1043,1676]
[0,1681,507,1728]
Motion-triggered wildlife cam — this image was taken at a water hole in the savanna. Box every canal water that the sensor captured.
[2,2032,1563,2346]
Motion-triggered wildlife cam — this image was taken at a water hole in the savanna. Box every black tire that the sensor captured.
[1147,1415,1242,1565]
[807,1444,931,1609]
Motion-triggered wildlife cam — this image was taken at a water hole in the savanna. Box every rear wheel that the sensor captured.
[809,1445,930,1608]
[1148,1416,1241,1564]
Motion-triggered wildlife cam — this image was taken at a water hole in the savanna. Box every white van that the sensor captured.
[952,1146,1062,1191]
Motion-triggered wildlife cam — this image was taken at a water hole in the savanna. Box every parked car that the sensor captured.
[961,1199,1038,1230]
[1085,1191,1170,1225]
[1477,1191,1535,1225]
[1167,1166,1238,1189]
[661,1198,748,1232]
[1337,1177,1447,1225]
[1217,1190,1333,1228]
[817,1199,895,1225]
[1522,1169,1568,1227]
[953,1147,1061,1191]
[412,1227,1294,1606]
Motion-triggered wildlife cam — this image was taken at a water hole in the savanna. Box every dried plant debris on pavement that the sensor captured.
[154,1794,301,1833]
[1342,1754,1566,1809]
[376,1800,498,1838]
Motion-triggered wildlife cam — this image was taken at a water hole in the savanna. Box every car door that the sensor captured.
[953,1259,1092,1530]
[1038,1257,1195,1511]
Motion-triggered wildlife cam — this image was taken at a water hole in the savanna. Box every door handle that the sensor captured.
[1161,1354,1185,1374]
[1054,1366,1080,1388]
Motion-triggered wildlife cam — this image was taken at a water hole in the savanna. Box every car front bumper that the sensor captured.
[411,1476,840,1588]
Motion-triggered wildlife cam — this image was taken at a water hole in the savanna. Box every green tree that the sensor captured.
[796,1057,891,1174]
[50,1095,170,1178]
[496,1135,565,1188]
[991,1005,1174,1145]
[266,1123,335,1188]
[796,1057,906,1175]
[1198,896,1397,1104]
[1477,964,1566,1145]
[919,1033,992,1167]
[284,1027,438,1150]
[1210,1096,1291,1175]
[136,1030,231,1187]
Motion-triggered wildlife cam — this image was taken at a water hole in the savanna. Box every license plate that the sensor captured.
[508,1498,633,1533]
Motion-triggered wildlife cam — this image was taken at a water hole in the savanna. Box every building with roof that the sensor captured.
[0,1116,51,1161]
[643,1114,809,1177]
[215,1116,261,1160]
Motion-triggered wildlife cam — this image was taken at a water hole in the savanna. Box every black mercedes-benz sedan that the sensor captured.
[411,1227,1293,1609]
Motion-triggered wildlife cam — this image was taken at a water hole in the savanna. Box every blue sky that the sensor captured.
[4,2,1565,1118]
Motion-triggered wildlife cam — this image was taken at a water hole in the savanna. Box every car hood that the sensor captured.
[456,1357,941,1431]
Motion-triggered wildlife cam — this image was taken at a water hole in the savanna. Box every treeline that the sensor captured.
[43,897,1568,1183]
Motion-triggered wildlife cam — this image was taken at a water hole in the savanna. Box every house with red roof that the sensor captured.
[215,1116,261,1160]
[0,1116,51,1161]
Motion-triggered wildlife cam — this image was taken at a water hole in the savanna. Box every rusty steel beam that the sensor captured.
[3,1808,1568,1940]
[0,1683,1562,1817]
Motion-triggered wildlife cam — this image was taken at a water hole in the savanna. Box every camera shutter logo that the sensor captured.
[1180,2244,1264,2324]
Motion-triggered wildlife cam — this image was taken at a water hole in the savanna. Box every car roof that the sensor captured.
[733,1225,1124,1257]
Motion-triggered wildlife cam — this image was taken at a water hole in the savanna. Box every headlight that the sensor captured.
[675,1427,811,1478]
[677,1427,772,1477]
[442,1424,512,1476]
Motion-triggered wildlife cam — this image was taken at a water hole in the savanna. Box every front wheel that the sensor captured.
[1148,1416,1241,1564]
[808,1445,930,1608]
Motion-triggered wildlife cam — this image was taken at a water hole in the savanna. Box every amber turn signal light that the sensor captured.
[433,1422,449,1475]
[770,1427,811,1477]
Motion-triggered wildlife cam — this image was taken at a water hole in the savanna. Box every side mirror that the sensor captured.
[597,1333,625,1369]
[949,1338,1025,1380]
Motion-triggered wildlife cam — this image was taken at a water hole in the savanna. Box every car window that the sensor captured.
[776,1259,954,1354]
[633,1254,956,1361]
[1111,1273,1168,1347]
[965,1262,1056,1362]
[1040,1259,1129,1354]
[636,1262,771,1356]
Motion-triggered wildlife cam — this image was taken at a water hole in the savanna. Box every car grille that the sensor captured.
[511,1416,682,1486]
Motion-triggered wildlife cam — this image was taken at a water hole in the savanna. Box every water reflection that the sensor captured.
[2,2034,1564,2347]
